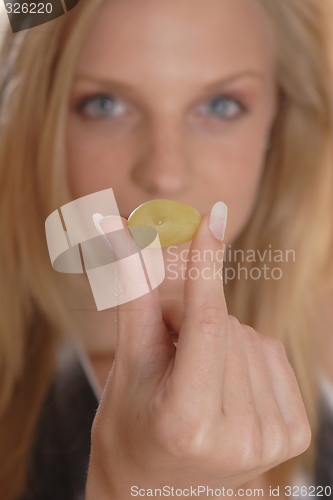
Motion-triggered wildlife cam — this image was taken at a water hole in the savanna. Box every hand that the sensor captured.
[86,207,311,499]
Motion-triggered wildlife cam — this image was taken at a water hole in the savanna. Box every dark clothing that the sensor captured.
[315,397,333,493]
[22,347,98,500]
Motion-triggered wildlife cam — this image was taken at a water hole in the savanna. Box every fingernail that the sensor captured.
[208,202,228,241]
[92,213,114,252]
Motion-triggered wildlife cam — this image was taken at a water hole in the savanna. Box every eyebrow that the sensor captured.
[202,70,264,91]
[73,69,264,94]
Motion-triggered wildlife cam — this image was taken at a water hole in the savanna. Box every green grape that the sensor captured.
[127,199,202,247]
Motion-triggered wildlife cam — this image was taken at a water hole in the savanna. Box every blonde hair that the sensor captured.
[0,2,104,497]
[0,0,333,497]
[227,0,333,484]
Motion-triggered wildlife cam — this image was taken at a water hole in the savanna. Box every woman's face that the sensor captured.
[67,0,277,299]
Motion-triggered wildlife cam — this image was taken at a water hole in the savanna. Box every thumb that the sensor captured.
[94,214,168,368]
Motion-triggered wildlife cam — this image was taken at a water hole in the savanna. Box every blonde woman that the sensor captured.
[1,0,333,498]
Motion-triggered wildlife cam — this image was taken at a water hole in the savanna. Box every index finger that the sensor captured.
[95,215,168,370]
[172,203,228,409]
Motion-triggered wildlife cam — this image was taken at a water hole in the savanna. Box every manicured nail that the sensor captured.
[208,202,228,241]
[93,213,114,252]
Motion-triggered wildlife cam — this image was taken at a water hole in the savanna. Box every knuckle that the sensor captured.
[265,420,290,464]
[290,418,312,457]
[195,306,223,337]
[263,337,287,360]
[227,315,241,333]
[242,326,260,345]
[169,418,212,458]
[299,422,312,453]
[151,399,213,458]
[238,432,262,470]
[235,415,262,470]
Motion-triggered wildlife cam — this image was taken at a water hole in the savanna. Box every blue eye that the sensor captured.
[77,94,128,118]
[199,96,245,120]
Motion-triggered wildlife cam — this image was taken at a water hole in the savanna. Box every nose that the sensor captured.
[131,119,192,196]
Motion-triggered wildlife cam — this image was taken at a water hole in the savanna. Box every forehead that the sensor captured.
[76,0,276,83]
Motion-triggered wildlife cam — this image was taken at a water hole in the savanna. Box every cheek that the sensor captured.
[193,125,267,242]
[226,140,266,239]
[66,119,134,199]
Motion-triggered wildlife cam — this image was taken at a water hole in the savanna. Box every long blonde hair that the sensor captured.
[226,0,333,484]
[0,0,333,497]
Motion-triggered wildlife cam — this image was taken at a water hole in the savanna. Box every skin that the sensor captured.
[66,0,311,496]
[86,217,310,498]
